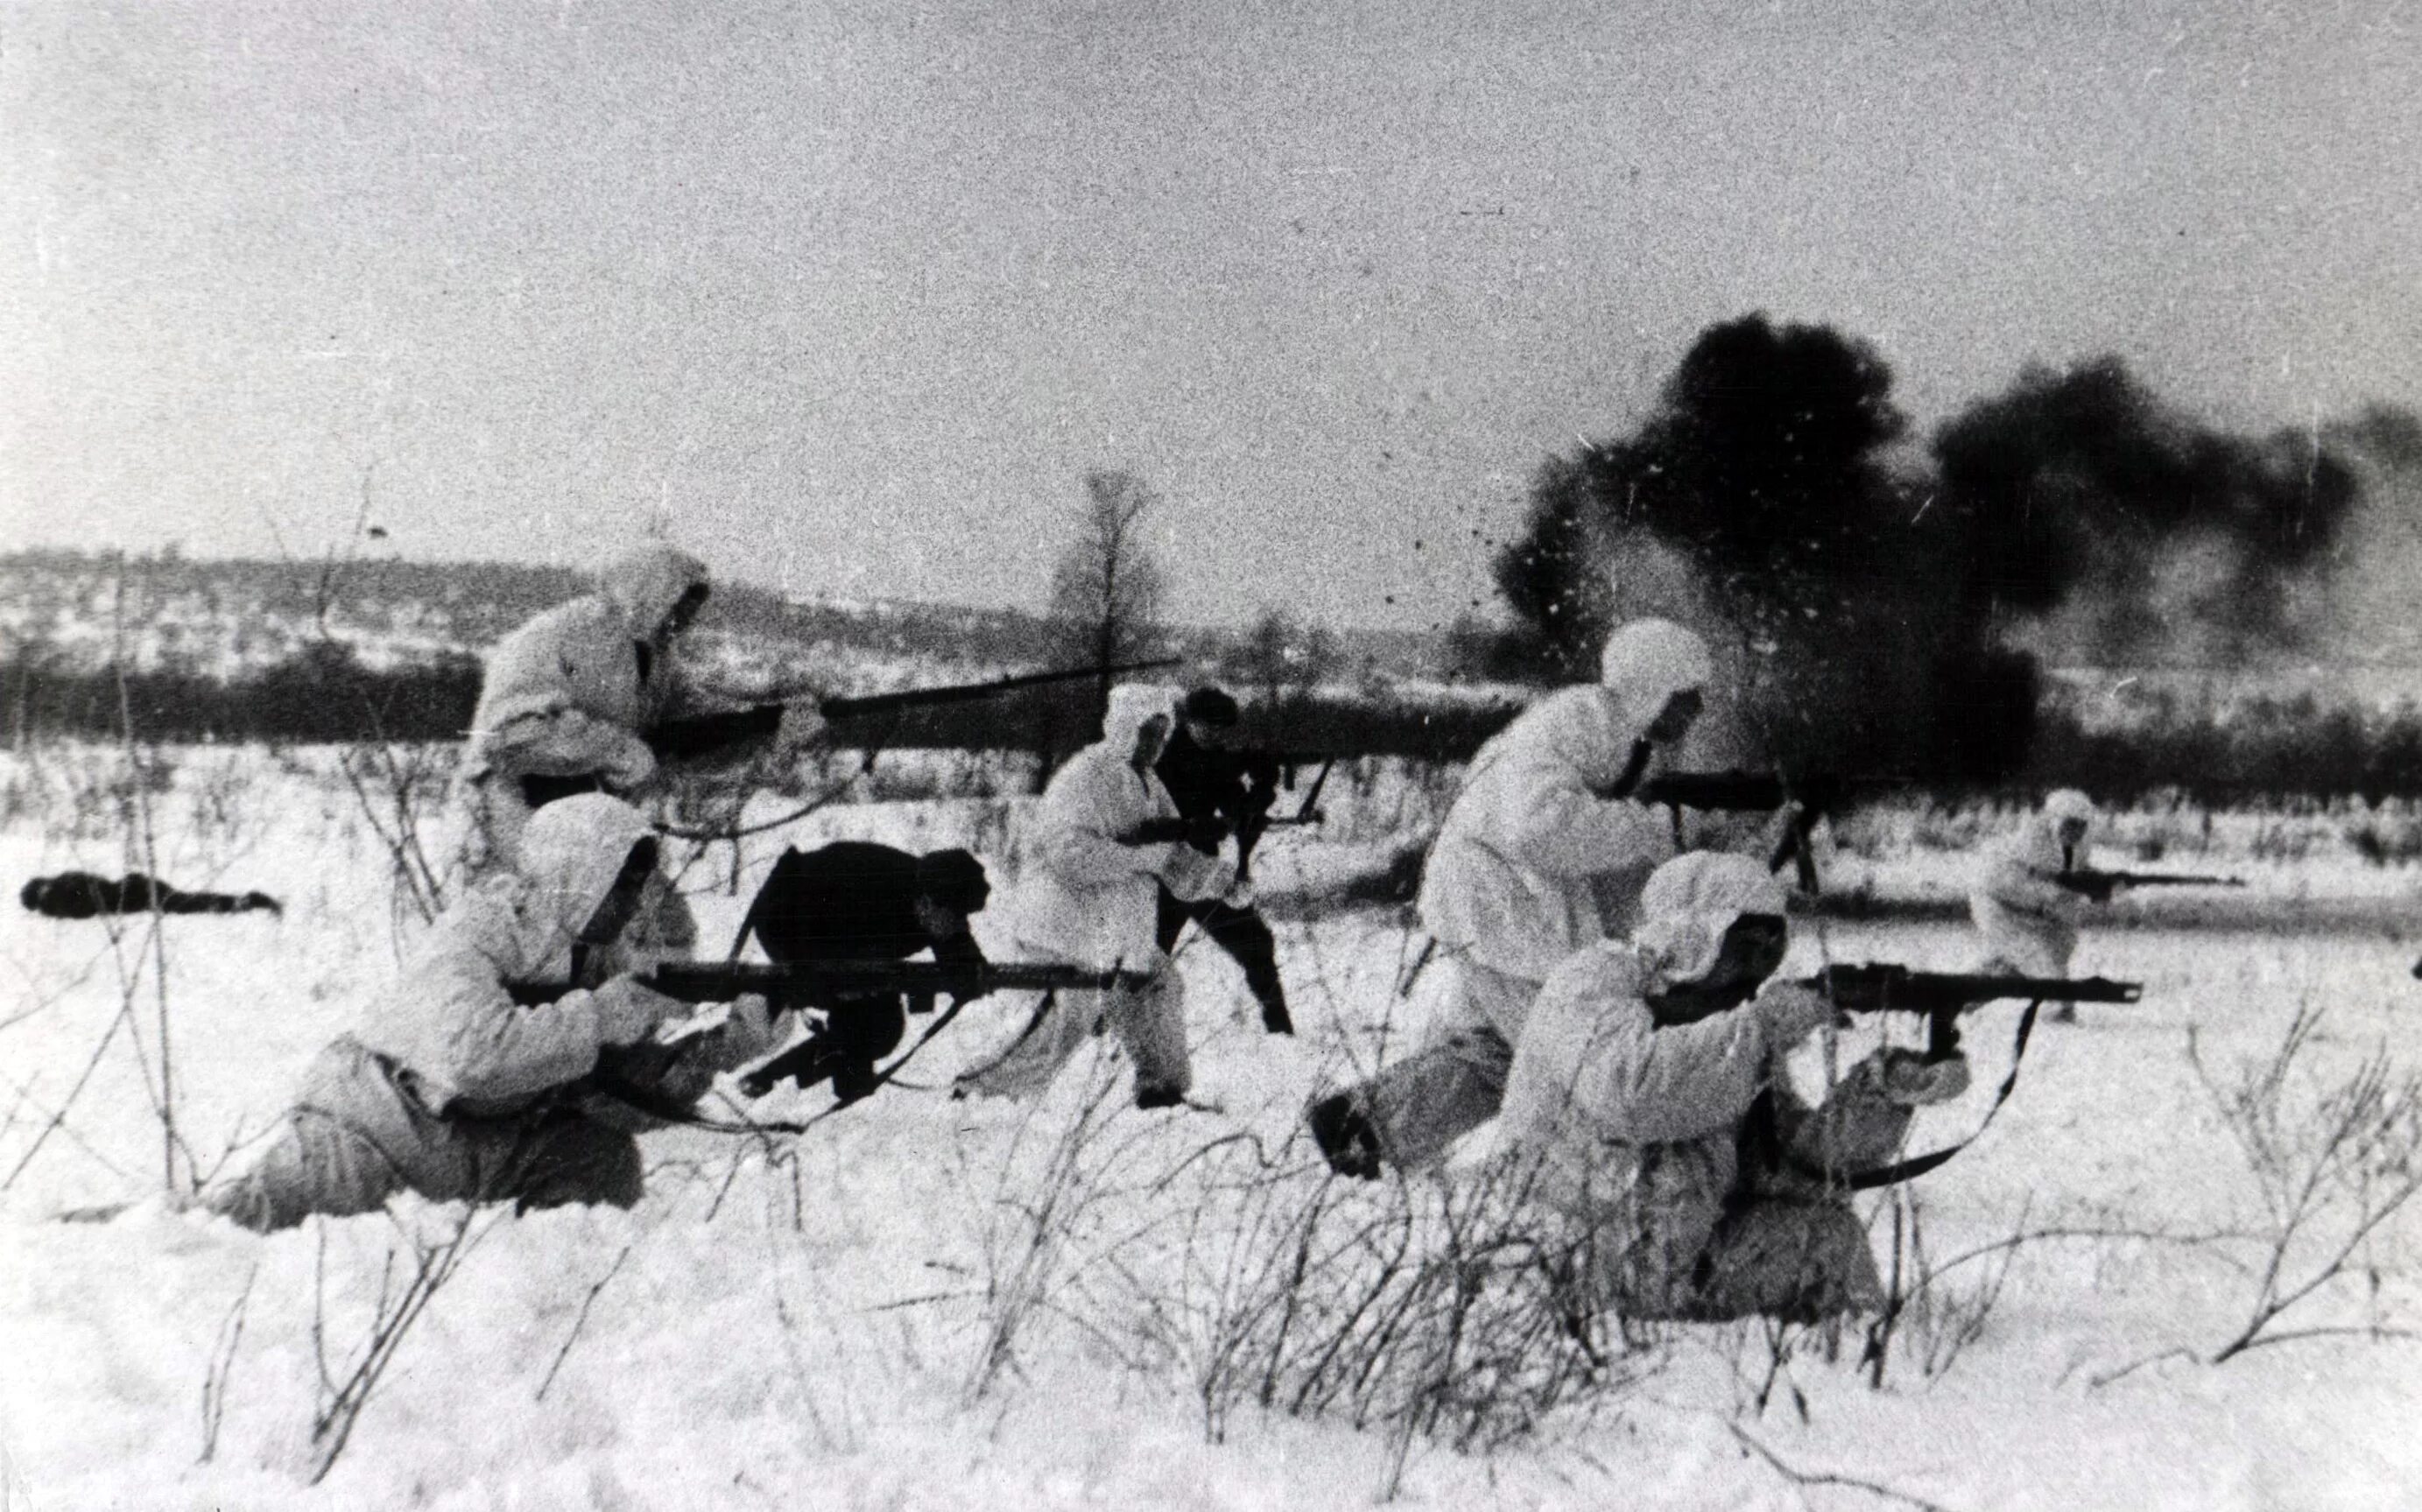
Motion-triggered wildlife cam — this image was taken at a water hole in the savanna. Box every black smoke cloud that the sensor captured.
[1933,356,2370,667]
[1486,320,2408,782]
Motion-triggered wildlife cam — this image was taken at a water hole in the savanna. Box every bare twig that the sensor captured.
[306,1205,491,1484]
[535,1241,636,1402]
[198,1262,259,1464]
[1729,1422,1963,1512]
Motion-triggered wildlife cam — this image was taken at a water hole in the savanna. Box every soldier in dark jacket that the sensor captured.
[735,841,993,1102]
[1152,686,1293,1035]
[21,872,282,918]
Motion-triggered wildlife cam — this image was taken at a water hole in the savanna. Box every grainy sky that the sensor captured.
[2,0,2414,629]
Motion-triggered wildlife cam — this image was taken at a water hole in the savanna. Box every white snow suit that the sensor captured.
[1355,619,1716,1169]
[455,544,712,878]
[1968,790,2099,976]
[201,797,773,1230]
[954,684,1232,1106]
[1500,852,1962,1323]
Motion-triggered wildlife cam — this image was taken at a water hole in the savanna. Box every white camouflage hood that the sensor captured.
[596,544,711,640]
[1508,620,1713,794]
[1632,850,1786,989]
[515,793,658,947]
[2018,788,2098,871]
[1102,682,1179,759]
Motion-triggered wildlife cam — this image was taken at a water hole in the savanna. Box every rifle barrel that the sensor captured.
[1802,965,2144,1010]
[2104,872,2248,889]
[821,658,1180,721]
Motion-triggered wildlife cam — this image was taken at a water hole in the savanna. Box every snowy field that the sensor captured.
[5,745,2422,1509]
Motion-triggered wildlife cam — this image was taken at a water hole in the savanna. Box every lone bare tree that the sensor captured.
[1040,470,1171,769]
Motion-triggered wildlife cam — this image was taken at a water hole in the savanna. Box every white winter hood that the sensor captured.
[1102,682,1179,757]
[597,544,711,640]
[1598,618,1714,723]
[2017,788,2098,870]
[1632,850,1785,989]
[515,793,659,946]
[1494,620,1714,794]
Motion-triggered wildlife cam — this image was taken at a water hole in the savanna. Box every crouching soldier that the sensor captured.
[1308,618,1716,1178]
[734,841,994,1104]
[954,684,1232,1110]
[454,541,823,961]
[1499,852,1969,1324]
[1969,788,2113,1023]
[199,795,780,1232]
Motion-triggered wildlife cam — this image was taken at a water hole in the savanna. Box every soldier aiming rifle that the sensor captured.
[2047,868,2246,903]
[1151,686,1315,1035]
[1968,790,2143,1023]
[725,840,992,1104]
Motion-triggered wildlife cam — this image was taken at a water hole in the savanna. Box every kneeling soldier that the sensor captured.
[736,841,994,1104]
[201,795,778,1231]
[1498,852,1969,1324]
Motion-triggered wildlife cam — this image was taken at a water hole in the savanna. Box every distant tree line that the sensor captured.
[17,638,2422,803]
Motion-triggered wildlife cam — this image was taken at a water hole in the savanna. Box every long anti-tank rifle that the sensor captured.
[644,657,1183,761]
[507,957,1159,1015]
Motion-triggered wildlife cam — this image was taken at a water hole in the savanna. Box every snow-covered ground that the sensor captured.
[4,747,2421,1509]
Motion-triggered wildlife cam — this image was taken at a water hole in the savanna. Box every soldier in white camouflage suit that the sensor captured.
[201,796,781,1230]
[1500,851,1971,1323]
[1969,788,2117,1022]
[953,684,1233,1110]
[1308,619,1716,1176]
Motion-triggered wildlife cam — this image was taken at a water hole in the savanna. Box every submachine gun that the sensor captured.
[1132,751,1340,883]
[1619,770,1909,890]
[1798,962,2144,1058]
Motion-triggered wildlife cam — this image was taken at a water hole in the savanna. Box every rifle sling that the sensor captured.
[1771,998,2046,1192]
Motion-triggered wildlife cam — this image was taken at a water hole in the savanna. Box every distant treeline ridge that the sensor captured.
[10,643,2422,802]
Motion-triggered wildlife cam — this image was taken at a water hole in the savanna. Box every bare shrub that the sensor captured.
[2191,1002,2422,1361]
[198,1262,259,1465]
[1154,1153,1641,1464]
[306,1204,496,1484]
[963,1055,1137,1402]
[333,741,456,929]
[1860,1192,2025,1389]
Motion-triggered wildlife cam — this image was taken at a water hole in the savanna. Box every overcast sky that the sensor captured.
[3,0,2414,629]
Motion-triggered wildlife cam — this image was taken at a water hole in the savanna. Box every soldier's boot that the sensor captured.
[1306,1091,1383,1180]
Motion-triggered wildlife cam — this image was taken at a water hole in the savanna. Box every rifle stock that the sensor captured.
[1801,963,2144,1014]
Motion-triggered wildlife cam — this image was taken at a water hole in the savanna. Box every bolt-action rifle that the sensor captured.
[2052,869,2247,903]
[1801,963,2144,1014]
